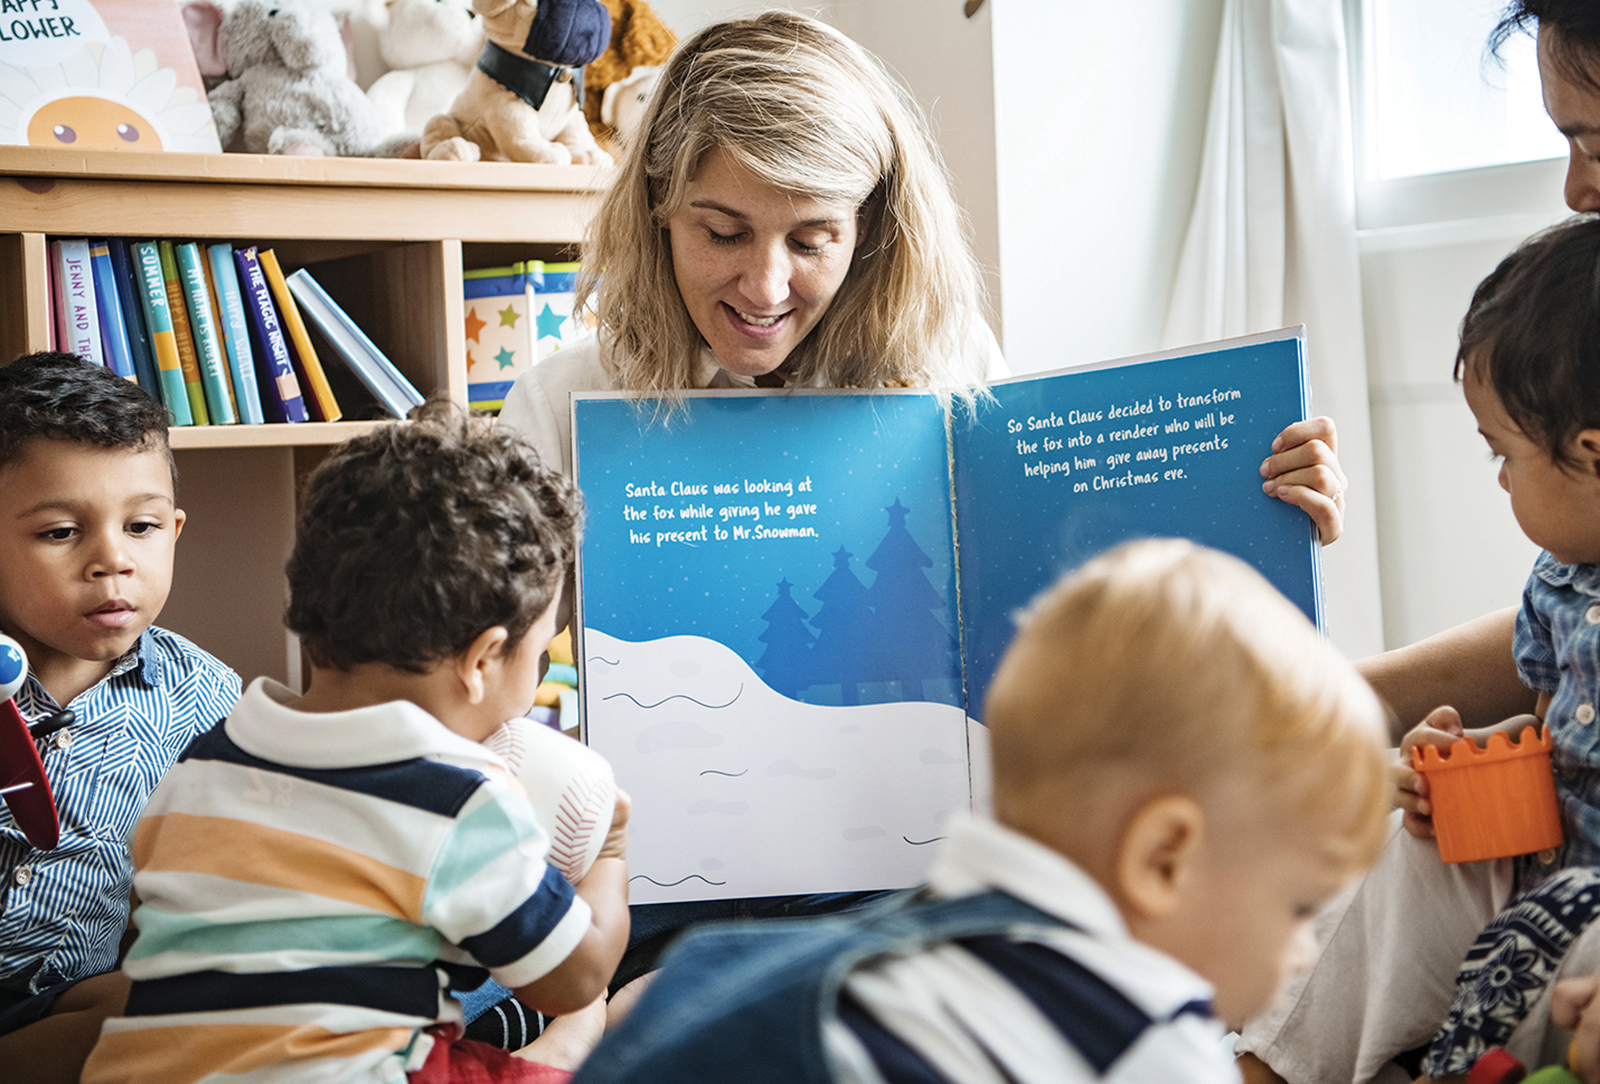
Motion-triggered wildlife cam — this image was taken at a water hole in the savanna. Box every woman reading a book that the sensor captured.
[496,10,1347,545]
[493,6,1349,985]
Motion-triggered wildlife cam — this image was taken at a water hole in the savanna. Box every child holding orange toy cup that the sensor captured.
[1237,215,1600,1084]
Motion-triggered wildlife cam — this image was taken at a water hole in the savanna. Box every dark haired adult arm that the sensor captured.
[1355,607,1534,741]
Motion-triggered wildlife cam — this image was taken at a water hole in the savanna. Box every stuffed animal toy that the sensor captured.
[198,0,386,155]
[583,0,675,153]
[598,63,658,150]
[422,0,613,164]
[364,0,486,138]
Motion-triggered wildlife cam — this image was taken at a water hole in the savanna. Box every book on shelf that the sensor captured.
[172,243,237,424]
[44,251,55,351]
[572,327,1319,904]
[130,241,192,425]
[464,261,540,411]
[197,249,243,420]
[258,249,341,423]
[285,268,424,420]
[87,240,136,381]
[206,244,266,425]
[106,238,162,399]
[50,239,104,368]
[233,247,309,424]
[0,0,222,153]
[156,241,210,425]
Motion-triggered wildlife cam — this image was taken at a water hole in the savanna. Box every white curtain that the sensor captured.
[1165,0,1384,657]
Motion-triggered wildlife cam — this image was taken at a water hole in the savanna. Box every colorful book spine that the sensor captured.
[106,239,161,397]
[286,268,425,419]
[258,249,341,423]
[157,241,210,425]
[206,244,265,425]
[50,239,104,367]
[130,241,194,426]
[198,253,242,420]
[173,243,237,424]
[88,240,135,380]
[44,254,55,351]
[233,246,308,424]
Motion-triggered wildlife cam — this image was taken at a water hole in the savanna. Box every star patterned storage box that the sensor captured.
[463,262,539,412]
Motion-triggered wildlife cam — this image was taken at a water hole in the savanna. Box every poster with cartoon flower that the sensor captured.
[0,0,221,152]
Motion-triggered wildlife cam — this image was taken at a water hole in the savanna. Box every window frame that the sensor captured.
[1344,0,1569,234]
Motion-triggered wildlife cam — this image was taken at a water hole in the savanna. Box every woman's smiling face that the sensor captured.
[665,147,863,379]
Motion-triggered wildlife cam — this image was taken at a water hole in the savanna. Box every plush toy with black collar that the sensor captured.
[421,0,613,164]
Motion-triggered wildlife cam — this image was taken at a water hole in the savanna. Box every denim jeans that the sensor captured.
[458,890,891,1024]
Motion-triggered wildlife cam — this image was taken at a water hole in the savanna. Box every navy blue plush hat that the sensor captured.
[527,0,611,67]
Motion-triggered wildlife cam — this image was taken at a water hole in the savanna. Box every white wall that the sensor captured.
[988,0,1226,375]
[1358,161,1570,647]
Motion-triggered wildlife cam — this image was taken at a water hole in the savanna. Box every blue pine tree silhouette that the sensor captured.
[864,498,956,700]
[755,578,814,698]
[808,546,873,706]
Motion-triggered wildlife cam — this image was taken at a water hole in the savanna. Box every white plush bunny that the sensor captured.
[364,0,485,138]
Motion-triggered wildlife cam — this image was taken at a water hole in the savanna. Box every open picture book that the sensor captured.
[571,327,1321,904]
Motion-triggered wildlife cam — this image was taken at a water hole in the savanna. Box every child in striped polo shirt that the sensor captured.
[571,540,1393,1084]
[82,404,629,1084]
[0,351,240,1084]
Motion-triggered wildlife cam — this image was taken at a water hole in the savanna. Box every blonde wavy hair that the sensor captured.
[581,10,989,404]
[986,539,1391,874]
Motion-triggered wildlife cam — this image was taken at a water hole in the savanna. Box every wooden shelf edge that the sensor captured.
[171,420,399,449]
[0,147,612,195]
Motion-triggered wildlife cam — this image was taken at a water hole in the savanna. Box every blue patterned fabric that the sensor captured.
[1424,867,1600,1076]
[0,626,239,993]
[1514,554,1600,870]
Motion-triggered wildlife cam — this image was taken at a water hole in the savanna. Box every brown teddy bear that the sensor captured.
[583,0,676,154]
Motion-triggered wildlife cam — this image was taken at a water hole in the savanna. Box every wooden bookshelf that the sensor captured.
[0,147,606,684]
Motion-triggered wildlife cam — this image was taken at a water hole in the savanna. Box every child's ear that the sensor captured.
[1575,430,1600,481]
[1115,794,1205,919]
[455,626,510,705]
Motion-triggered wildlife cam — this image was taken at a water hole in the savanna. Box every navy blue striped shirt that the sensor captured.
[823,816,1233,1083]
[0,626,239,993]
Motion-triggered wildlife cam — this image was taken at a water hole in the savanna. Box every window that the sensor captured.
[1361,0,1563,180]
[1350,0,1568,231]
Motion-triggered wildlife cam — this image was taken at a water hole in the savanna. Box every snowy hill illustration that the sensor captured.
[581,629,980,903]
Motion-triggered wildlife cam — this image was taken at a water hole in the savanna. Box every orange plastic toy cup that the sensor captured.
[1412,726,1563,864]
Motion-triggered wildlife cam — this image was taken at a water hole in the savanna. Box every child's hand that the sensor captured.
[1555,975,1600,1083]
[595,789,629,864]
[1393,706,1467,839]
[1261,416,1346,544]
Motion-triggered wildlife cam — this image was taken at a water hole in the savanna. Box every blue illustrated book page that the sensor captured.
[573,391,970,903]
[572,327,1318,904]
[953,327,1321,723]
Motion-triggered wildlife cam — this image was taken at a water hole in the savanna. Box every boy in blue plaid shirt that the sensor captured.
[0,352,239,1084]
[1241,217,1600,1083]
